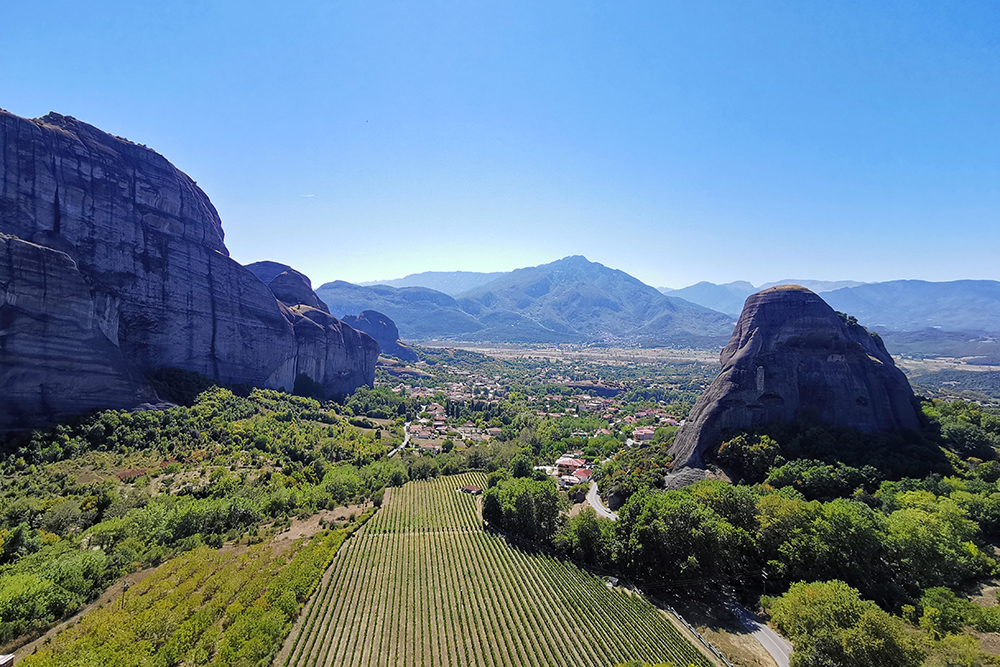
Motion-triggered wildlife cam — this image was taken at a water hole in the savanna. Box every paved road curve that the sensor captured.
[587,481,618,520]
[587,480,792,666]
[724,599,792,667]
[388,421,411,458]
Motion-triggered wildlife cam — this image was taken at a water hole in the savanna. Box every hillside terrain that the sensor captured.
[3,339,1000,665]
[319,256,734,347]
[361,270,506,295]
[660,280,865,317]
[280,473,713,667]
[316,281,487,340]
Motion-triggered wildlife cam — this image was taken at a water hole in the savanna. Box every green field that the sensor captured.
[281,473,713,667]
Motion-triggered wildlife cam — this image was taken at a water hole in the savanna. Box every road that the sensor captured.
[724,599,792,667]
[388,421,411,458]
[587,481,618,520]
[587,481,794,667]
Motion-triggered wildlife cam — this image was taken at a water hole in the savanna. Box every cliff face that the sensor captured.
[286,306,380,397]
[246,261,380,397]
[0,110,375,428]
[342,310,418,362]
[668,286,921,469]
[0,235,157,428]
[245,261,330,313]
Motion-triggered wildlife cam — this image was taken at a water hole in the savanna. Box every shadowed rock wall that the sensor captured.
[668,286,921,470]
[0,110,375,429]
[0,234,157,427]
[342,310,418,362]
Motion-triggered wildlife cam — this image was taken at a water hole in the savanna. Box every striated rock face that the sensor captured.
[285,306,380,397]
[0,234,157,428]
[668,286,921,470]
[246,261,330,313]
[0,110,375,428]
[246,260,380,396]
[342,310,418,362]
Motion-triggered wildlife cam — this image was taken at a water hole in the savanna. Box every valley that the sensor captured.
[1,97,999,667]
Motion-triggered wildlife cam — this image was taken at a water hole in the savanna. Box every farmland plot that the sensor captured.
[281,472,712,667]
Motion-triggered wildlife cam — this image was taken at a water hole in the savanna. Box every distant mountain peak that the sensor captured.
[318,257,733,346]
[358,270,506,296]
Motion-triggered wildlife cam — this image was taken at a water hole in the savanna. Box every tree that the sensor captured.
[510,455,533,479]
[716,433,781,482]
[770,580,922,667]
[555,507,614,565]
[615,490,752,585]
[482,478,565,544]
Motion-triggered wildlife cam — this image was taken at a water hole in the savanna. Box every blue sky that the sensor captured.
[3,1,998,289]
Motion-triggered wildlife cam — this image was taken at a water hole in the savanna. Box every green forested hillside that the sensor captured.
[0,384,492,655]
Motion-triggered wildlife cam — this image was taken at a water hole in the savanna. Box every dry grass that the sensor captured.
[669,596,779,667]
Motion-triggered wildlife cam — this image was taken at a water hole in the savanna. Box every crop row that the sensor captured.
[284,474,710,667]
[364,472,487,534]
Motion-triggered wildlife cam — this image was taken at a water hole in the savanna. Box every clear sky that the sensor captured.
[3,1,998,289]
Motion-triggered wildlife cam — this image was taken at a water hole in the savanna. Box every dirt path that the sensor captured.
[270,502,372,546]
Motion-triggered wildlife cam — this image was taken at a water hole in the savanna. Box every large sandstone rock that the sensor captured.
[246,260,382,397]
[668,286,921,470]
[342,310,418,362]
[285,306,380,397]
[245,261,330,313]
[0,235,157,429]
[0,110,376,428]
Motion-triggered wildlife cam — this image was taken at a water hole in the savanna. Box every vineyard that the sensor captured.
[281,473,713,667]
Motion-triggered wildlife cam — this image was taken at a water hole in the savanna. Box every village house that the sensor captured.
[633,426,656,441]
[556,457,585,475]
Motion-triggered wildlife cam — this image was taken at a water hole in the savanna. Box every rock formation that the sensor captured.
[284,305,380,397]
[342,310,418,362]
[0,110,376,429]
[246,261,330,313]
[0,234,158,425]
[668,286,921,471]
[247,261,380,396]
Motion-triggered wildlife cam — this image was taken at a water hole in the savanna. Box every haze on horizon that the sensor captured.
[3,1,997,289]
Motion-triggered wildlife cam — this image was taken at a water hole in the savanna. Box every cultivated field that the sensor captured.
[280,472,713,667]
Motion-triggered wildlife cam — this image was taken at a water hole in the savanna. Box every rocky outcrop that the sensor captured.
[342,310,418,362]
[668,286,921,470]
[285,306,380,397]
[0,234,157,428]
[246,260,381,396]
[246,261,330,313]
[0,110,375,428]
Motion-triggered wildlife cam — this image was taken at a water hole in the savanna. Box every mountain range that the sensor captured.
[332,267,1000,359]
[360,270,505,295]
[316,256,736,347]
[658,280,866,317]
